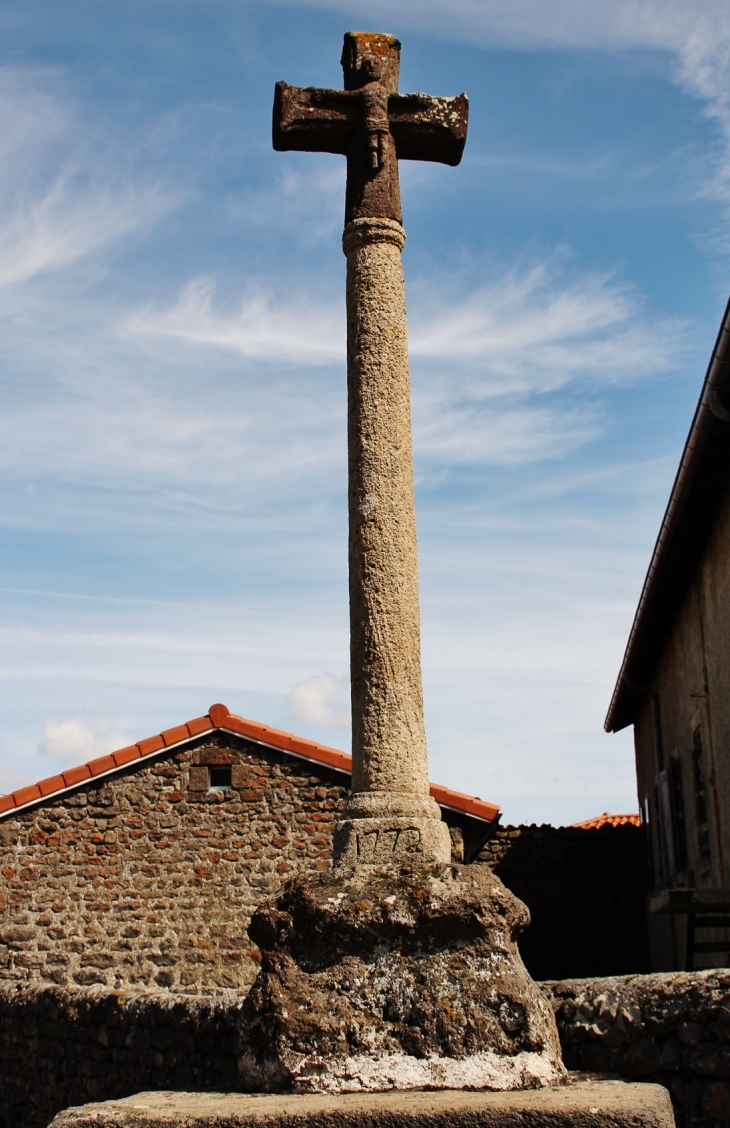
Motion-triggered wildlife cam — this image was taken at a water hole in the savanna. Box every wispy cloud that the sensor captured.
[131,258,679,387]
[0,56,691,526]
[229,163,346,242]
[0,174,172,289]
[413,402,597,467]
[288,672,350,729]
[409,262,680,392]
[0,67,179,292]
[38,715,128,764]
[127,276,344,365]
[122,258,681,472]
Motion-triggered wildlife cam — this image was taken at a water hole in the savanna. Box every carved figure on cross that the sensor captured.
[273,31,468,226]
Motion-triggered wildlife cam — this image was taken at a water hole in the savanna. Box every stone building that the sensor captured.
[483,816,649,980]
[606,295,730,971]
[0,702,499,994]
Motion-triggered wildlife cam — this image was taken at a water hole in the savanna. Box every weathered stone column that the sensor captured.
[333,217,450,867]
[240,35,568,1096]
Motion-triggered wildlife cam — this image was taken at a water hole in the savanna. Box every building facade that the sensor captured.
[606,296,730,971]
[0,703,498,994]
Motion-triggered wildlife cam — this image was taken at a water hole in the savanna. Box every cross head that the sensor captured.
[273,32,469,226]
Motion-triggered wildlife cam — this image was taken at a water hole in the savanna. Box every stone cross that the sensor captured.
[273,32,468,867]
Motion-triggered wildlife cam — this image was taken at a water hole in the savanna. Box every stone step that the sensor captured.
[49,1079,674,1128]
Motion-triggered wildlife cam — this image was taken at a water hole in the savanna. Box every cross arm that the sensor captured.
[273,81,360,155]
[388,93,469,166]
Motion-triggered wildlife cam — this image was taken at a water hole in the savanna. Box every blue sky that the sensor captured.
[0,0,728,825]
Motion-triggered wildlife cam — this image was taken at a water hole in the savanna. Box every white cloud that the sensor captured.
[260,0,723,55]
[127,276,344,365]
[413,402,597,466]
[289,672,350,729]
[0,65,179,294]
[0,175,172,289]
[0,59,688,522]
[38,716,128,764]
[120,259,680,475]
[131,259,678,390]
[409,262,680,392]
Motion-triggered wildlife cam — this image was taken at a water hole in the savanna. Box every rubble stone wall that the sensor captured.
[479,823,650,979]
[0,727,651,995]
[545,969,730,1128]
[0,733,348,995]
[0,984,243,1128]
[2,972,730,1128]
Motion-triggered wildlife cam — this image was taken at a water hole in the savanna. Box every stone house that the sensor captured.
[605,294,730,971]
[0,702,499,994]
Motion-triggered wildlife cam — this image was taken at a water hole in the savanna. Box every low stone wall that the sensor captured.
[3,972,730,1128]
[545,970,730,1128]
[0,985,243,1128]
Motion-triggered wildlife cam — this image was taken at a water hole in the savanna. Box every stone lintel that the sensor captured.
[48,1080,675,1128]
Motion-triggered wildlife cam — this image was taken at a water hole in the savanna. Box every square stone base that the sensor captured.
[49,1079,674,1128]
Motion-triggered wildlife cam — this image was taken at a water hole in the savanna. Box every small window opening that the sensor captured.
[209,766,232,791]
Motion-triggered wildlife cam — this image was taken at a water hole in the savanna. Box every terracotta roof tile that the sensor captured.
[136,735,165,756]
[0,702,501,826]
[186,716,213,737]
[62,765,91,787]
[429,783,499,824]
[208,703,229,726]
[12,785,41,807]
[112,746,141,768]
[571,811,641,830]
[88,754,116,778]
[38,775,65,798]
[161,724,191,747]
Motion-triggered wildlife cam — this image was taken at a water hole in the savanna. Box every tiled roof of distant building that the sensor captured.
[571,811,641,829]
[0,702,500,825]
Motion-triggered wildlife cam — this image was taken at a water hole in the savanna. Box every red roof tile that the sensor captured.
[571,811,641,830]
[38,775,65,798]
[137,735,165,756]
[162,724,191,747]
[186,716,214,737]
[62,765,91,787]
[88,754,116,778]
[112,746,141,768]
[0,703,501,826]
[12,785,41,807]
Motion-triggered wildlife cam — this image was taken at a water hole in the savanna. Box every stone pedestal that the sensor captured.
[238,863,565,1094]
[47,1080,676,1128]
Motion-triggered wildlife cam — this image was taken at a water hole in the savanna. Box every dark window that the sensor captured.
[641,797,655,889]
[692,727,711,861]
[209,766,232,791]
[658,770,677,878]
[668,755,688,872]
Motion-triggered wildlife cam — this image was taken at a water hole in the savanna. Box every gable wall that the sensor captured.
[0,733,348,994]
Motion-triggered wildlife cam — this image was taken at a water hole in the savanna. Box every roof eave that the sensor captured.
[0,705,500,826]
[605,294,730,732]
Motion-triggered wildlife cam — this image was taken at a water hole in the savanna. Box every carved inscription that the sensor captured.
[355,825,422,862]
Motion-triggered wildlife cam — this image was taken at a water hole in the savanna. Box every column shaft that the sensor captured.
[333,217,450,866]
